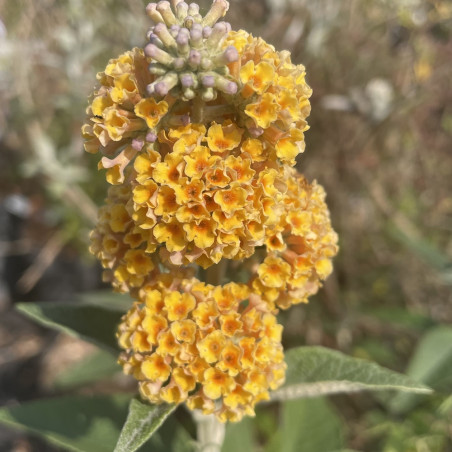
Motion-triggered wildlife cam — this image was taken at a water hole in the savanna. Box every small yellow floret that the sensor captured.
[203,367,236,399]
[206,122,243,153]
[164,292,196,321]
[135,98,169,129]
[257,255,291,288]
[245,93,280,129]
[197,330,226,363]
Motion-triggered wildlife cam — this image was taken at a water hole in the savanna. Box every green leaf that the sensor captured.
[0,394,131,452]
[390,227,452,284]
[363,306,433,331]
[266,398,344,452]
[16,302,124,354]
[438,395,452,416]
[389,326,452,414]
[54,350,120,389]
[271,346,432,401]
[222,416,255,452]
[77,291,131,311]
[114,398,176,452]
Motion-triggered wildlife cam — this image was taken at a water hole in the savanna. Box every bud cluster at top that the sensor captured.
[145,0,239,101]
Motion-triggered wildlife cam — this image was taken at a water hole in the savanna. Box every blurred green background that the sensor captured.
[0,0,451,451]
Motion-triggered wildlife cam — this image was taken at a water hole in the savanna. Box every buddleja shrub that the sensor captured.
[2,1,432,451]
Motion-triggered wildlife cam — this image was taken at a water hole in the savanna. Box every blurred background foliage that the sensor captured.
[0,0,451,451]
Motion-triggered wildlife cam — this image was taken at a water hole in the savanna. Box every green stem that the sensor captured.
[193,412,226,452]
[192,96,205,123]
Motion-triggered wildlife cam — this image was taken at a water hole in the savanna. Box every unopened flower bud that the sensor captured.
[149,63,167,75]
[146,132,157,142]
[180,73,195,87]
[153,22,177,49]
[188,3,200,15]
[176,1,188,20]
[146,3,164,23]
[156,1,178,26]
[132,138,144,151]
[188,50,202,68]
[202,26,212,38]
[155,81,169,96]
[201,75,215,87]
[145,43,174,67]
[202,0,229,27]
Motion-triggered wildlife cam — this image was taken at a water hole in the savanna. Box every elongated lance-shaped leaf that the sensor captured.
[54,349,120,389]
[114,398,176,452]
[271,346,432,401]
[0,394,131,452]
[16,302,124,354]
[389,326,452,414]
[77,291,131,311]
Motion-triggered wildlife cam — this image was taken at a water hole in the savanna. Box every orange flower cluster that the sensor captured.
[82,48,163,185]
[117,277,285,422]
[89,183,192,295]
[83,0,338,423]
[252,169,339,310]
[227,30,312,166]
[131,122,288,268]
[89,183,155,293]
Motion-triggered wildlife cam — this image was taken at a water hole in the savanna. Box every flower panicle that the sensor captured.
[83,0,338,423]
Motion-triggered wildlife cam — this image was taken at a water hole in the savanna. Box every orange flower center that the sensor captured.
[168,168,179,182]
[225,353,236,364]
[212,373,225,383]
[223,320,235,334]
[291,217,302,228]
[180,329,188,338]
[210,342,220,352]
[149,108,159,117]
[222,192,236,204]
[269,264,282,274]
[195,161,208,172]
[214,139,229,150]
[195,220,210,232]
[168,223,181,235]
[187,186,199,197]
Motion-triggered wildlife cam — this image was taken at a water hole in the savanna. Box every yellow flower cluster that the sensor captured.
[82,47,170,185]
[251,169,339,310]
[131,122,288,268]
[89,182,195,296]
[89,183,159,294]
[226,31,312,166]
[117,277,285,422]
[82,34,312,187]
[84,0,338,423]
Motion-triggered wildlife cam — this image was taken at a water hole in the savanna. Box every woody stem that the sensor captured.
[193,411,226,452]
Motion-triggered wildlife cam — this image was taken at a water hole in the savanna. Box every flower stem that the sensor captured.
[193,412,226,452]
[205,258,227,286]
[192,96,205,123]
